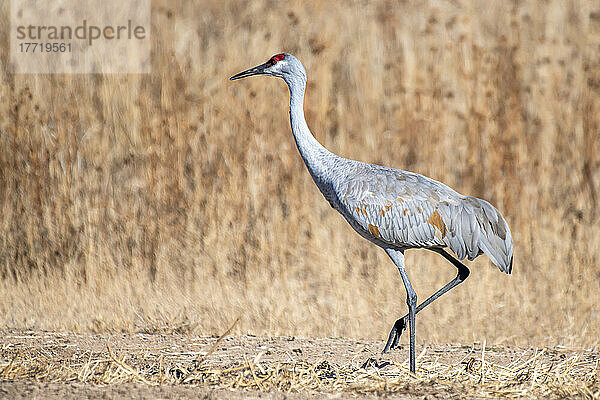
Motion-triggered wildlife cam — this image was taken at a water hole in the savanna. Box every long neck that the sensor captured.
[285,76,333,179]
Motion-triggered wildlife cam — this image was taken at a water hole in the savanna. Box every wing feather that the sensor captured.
[439,197,513,273]
[334,165,513,273]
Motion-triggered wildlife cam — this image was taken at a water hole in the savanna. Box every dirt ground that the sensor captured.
[0,329,598,399]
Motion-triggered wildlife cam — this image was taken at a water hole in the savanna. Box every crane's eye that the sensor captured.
[266,53,286,66]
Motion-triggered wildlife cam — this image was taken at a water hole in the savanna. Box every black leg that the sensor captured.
[384,248,417,373]
[382,249,470,354]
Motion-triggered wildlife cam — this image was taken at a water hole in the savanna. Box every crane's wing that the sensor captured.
[336,165,513,273]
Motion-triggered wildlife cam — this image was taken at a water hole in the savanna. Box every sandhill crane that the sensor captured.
[230,53,513,374]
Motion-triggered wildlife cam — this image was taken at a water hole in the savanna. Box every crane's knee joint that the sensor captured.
[406,291,417,308]
[458,266,470,281]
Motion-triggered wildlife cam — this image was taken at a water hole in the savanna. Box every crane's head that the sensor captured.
[230,53,306,83]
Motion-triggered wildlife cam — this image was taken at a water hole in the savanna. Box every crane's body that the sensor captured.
[230,53,513,373]
[300,155,512,271]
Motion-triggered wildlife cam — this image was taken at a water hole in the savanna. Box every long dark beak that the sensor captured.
[230,62,269,81]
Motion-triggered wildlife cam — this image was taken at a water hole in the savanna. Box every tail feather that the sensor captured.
[441,197,514,274]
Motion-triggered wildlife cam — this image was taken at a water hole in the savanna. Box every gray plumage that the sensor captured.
[330,161,513,273]
[231,53,514,374]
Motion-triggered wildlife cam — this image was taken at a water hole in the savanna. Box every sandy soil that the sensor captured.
[0,329,597,399]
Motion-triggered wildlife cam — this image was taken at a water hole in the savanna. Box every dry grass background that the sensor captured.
[0,0,599,348]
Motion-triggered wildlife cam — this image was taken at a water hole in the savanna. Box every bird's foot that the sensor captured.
[381,317,408,354]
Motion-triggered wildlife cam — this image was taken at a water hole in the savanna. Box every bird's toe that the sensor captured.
[382,317,409,353]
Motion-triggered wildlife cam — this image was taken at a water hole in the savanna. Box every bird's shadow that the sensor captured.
[360,357,391,370]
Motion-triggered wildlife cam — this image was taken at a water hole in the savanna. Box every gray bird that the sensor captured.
[230,53,513,374]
